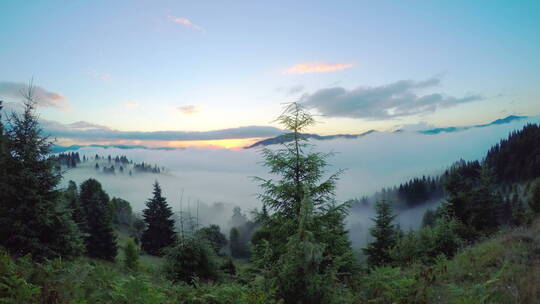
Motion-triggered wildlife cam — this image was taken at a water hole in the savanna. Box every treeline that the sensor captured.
[485,123,540,183]
[54,151,166,175]
[94,156,163,175]
[352,175,445,211]
[353,123,540,212]
[54,152,81,168]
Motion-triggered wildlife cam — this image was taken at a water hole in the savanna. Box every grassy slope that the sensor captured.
[421,218,540,303]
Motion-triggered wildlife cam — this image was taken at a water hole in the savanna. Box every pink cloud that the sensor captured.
[168,16,205,32]
[284,62,353,74]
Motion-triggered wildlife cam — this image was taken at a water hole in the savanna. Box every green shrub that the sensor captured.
[0,250,40,304]
[123,238,139,271]
[163,236,219,284]
[360,266,417,304]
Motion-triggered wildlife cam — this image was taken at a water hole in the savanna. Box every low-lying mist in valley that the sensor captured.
[60,116,540,247]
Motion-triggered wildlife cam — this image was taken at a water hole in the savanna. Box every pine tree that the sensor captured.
[529,178,540,213]
[0,90,83,260]
[229,227,244,258]
[0,100,7,200]
[64,180,87,232]
[141,182,176,256]
[123,238,139,271]
[79,178,118,260]
[274,190,343,304]
[253,102,353,302]
[363,200,398,268]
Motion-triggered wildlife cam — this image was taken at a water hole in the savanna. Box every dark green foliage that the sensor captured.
[123,238,139,271]
[228,212,259,259]
[529,178,540,213]
[195,225,227,255]
[55,152,81,168]
[64,180,87,232]
[363,200,398,268]
[391,217,463,266]
[359,267,417,304]
[229,227,248,258]
[271,192,350,304]
[141,182,176,256]
[0,249,40,303]
[79,178,118,260]
[397,176,445,207]
[0,93,83,260]
[220,257,236,275]
[351,175,445,211]
[110,197,133,227]
[444,165,503,239]
[163,236,219,284]
[485,123,540,183]
[132,215,146,244]
[421,209,437,227]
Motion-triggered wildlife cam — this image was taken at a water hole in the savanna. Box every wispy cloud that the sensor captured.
[125,101,140,109]
[168,16,205,32]
[302,77,483,119]
[177,105,199,114]
[85,71,111,81]
[0,81,65,108]
[284,62,353,74]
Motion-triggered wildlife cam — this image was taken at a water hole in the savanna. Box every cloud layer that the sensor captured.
[0,81,65,107]
[40,119,282,141]
[284,63,353,74]
[302,77,482,119]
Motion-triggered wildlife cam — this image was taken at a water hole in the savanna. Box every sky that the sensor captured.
[1,0,539,148]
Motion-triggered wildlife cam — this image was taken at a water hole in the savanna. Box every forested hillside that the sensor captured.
[2,94,540,303]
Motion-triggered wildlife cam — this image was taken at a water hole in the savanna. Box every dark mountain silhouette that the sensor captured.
[420,115,526,135]
[244,130,376,149]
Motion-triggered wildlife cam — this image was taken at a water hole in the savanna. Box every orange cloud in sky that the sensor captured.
[55,137,263,150]
[284,62,353,74]
[168,16,205,32]
[166,138,262,149]
[125,102,140,109]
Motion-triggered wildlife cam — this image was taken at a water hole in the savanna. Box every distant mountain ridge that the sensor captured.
[244,115,528,148]
[420,115,527,135]
[51,144,178,153]
[244,130,376,149]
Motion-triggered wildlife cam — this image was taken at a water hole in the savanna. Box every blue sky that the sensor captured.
[1,0,539,146]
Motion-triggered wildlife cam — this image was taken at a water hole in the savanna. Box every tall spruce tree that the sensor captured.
[363,200,398,268]
[64,180,87,232]
[79,178,118,260]
[0,100,7,200]
[529,178,540,213]
[141,182,176,256]
[0,89,84,260]
[253,102,353,302]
